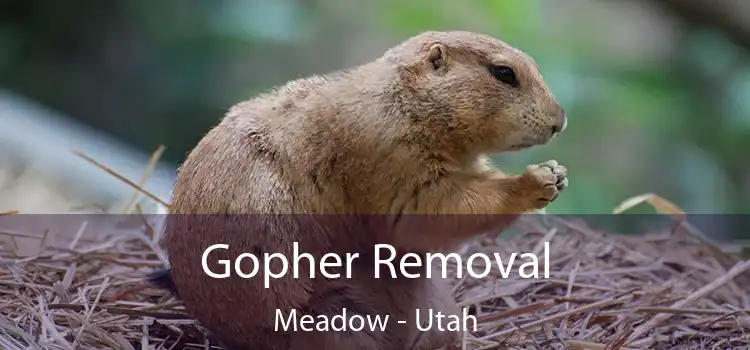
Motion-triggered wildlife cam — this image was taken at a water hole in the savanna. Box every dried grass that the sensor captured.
[1,150,749,350]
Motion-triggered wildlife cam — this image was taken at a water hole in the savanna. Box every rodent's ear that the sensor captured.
[424,43,448,71]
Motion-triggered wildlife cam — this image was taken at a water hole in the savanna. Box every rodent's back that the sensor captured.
[170,78,328,214]
[170,66,426,216]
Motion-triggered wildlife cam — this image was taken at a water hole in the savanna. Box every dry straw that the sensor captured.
[1,147,749,349]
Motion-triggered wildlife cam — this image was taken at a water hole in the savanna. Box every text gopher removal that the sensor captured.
[201,241,551,287]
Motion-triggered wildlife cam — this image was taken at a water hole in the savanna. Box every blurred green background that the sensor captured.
[0,0,748,219]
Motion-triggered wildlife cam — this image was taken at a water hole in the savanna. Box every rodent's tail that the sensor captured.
[146,268,180,299]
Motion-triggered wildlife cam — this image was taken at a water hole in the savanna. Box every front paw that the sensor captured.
[519,160,568,209]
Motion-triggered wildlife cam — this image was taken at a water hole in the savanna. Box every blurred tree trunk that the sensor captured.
[644,0,750,50]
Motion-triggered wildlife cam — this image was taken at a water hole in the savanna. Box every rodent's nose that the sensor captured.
[552,114,567,135]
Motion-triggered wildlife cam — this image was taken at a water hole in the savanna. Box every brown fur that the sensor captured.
[156,31,568,350]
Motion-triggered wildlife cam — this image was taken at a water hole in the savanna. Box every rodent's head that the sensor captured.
[382,31,567,153]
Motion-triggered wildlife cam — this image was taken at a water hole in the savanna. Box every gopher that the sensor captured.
[150,30,568,350]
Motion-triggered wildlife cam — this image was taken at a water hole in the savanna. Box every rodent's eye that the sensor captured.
[489,65,519,87]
